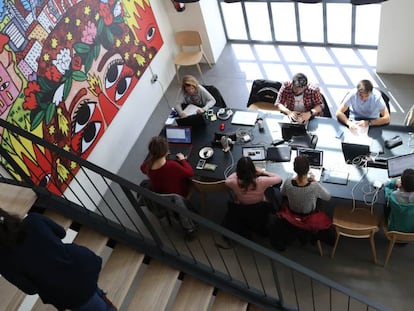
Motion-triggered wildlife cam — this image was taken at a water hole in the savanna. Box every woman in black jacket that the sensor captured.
[0,208,116,311]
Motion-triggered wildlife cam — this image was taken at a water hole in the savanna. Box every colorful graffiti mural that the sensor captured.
[0,0,163,194]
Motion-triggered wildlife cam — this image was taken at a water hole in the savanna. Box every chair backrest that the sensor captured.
[320,93,332,118]
[202,85,227,108]
[191,179,228,194]
[175,31,202,48]
[246,79,282,107]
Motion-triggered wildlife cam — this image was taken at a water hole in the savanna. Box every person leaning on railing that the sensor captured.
[0,208,117,311]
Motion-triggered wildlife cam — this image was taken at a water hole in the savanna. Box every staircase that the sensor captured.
[0,182,253,311]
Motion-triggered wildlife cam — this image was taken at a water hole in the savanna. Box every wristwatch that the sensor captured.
[368,120,373,126]
[310,109,316,117]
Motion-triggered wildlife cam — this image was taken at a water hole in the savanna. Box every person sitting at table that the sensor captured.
[174,75,216,118]
[140,136,194,198]
[336,79,390,130]
[0,208,117,311]
[274,73,324,123]
[223,156,283,238]
[270,155,333,251]
[384,168,414,232]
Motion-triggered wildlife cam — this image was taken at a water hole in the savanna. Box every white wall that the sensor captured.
[87,0,177,172]
[86,0,226,174]
[377,0,414,74]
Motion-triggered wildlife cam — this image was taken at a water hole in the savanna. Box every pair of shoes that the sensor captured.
[101,292,118,311]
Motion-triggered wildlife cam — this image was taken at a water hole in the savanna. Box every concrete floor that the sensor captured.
[120,43,414,311]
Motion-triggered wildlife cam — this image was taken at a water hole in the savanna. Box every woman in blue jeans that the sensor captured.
[0,208,116,311]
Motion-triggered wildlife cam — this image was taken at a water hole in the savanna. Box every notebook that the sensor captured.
[231,111,259,126]
[165,126,193,159]
[297,148,324,181]
[387,153,414,178]
[279,122,308,141]
[341,142,370,164]
[176,113,206,127]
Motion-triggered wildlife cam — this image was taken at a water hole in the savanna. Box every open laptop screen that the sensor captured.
[387,153,414,178]
[242,146,266,161]
[341,142,370,164]
[297,148,323,167]
[165,126,192,144]
[279,122,307,141]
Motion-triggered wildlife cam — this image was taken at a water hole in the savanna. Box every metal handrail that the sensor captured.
[0,119,390,311]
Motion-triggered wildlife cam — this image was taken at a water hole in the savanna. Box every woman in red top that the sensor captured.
[140,136,194,197]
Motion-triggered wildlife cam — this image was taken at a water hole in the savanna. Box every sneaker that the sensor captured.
[101,292,118,311]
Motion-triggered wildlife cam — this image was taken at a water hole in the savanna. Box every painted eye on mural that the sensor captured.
[146,26,156,41]
[0,81,10,91]
[105,59,133,102]
[73,102,96,134]
[80,122,102,154]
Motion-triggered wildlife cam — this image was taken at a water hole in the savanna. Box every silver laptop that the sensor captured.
[297,148,323,181]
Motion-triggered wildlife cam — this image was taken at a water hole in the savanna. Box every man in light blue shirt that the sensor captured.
[336,80,390,130]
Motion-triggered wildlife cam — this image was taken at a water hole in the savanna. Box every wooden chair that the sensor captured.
[190,179,228,211]
[174,30,212,83]
[383,224,414,267]
[331,205,379,263]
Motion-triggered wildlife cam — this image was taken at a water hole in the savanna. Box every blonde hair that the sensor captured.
[181,75,199,92]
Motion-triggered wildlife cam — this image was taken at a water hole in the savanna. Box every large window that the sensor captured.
[218,0,382,48]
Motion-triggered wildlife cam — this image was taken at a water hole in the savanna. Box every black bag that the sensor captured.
[247,79,282,107]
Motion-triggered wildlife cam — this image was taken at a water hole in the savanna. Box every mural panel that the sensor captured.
[0,0,163,194]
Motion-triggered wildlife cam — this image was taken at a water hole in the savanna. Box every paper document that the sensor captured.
[183,104,200,116]
[231,111,259,126]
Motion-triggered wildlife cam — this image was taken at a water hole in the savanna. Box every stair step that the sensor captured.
[0,278,26,311]
[73,226,109,255]
[43,209,72,230]
[171,275,214,311]
[127,260,180,311]
[172,275,214,311]
[212,291,248,311]
[0,183,37,217]
[99,243,145,309]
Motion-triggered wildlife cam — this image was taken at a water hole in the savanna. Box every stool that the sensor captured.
[331,205,379,263]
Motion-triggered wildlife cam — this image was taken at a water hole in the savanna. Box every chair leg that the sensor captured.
[196,64,204,83]
[317,240,323,257]
[202,52,212,68]
[384,237,396,267]
[369,232,377,264]
[330,231,340,258]
[175,65,180,83]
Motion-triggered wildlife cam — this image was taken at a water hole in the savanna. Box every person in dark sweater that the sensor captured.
[0,208,116,311]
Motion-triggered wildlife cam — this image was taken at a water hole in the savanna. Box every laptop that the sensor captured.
[297,148,324,181]
[165,126,193,159]
[279,122,308,141]
[176,113,206,127]
[341,142,370,164]
[266,146,292,162]
[231,111,259,126]
[387,153,414,178]
[242,146,266,161]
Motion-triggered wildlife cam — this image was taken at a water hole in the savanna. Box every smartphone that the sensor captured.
[196,159,206,169]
